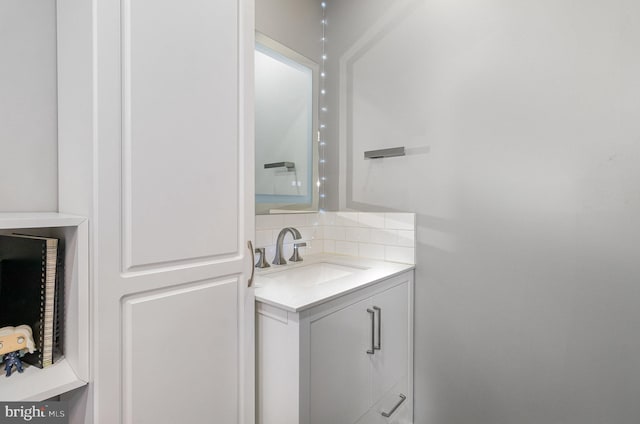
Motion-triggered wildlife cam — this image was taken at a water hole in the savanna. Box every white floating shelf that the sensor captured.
[0,213,86,229]
[0,358,87,401]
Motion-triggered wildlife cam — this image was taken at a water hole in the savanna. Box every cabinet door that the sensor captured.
[91,0,254,422]
[371,282,409,401]
[309,299,372,424]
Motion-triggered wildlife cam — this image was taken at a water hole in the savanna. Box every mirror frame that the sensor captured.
[255,32,320,215]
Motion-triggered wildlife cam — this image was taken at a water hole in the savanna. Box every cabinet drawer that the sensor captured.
[357,375,411,424]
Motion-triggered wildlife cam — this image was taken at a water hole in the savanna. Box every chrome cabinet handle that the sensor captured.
[381,394,406,418]
[367,308,375,354]
[373,306,381,350]
[247,241,255,287]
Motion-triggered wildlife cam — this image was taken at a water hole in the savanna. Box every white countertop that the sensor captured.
[254,253,414,312]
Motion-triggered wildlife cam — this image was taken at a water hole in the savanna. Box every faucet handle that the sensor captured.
[273,227,304,265]
[289,242,307,262]
[254,247,270,268]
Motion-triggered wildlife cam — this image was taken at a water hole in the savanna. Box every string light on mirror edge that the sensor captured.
[319,0,327,212]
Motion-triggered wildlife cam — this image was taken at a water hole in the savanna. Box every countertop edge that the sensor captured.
[254,254,414,313]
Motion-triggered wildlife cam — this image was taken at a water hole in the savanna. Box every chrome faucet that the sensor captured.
[289,242,307,262]
[273,227,302,265]
[254,247,270,268]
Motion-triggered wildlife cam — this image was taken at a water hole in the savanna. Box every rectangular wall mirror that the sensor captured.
[255,33,319,214]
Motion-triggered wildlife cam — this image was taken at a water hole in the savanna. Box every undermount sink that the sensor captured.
[261,262,367,287]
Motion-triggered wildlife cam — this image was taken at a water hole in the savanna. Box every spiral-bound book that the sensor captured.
[0,234,63,368]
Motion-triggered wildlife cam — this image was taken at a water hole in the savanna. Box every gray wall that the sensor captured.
[328,0,640,423]
[0,0,58,211]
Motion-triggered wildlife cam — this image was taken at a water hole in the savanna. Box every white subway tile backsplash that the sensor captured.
[345,227,360,242]
[255,230,273,247]
[299,226,315,242]
[358,212,385,228]
[264,245,276,263]
[357,228,372,243]
[256,214,284,230]
[306,239,323,254]
[335,241,358,256]
[255,212,415,264]
[358,243,385,260]
[320,211,335,226]
[371,229,397,245]
[336,211,359,227]
[385,246,415,264]
[324,226,346,241]
[299,240,322,257]
[306,213,321,227]
[324,239,336,253]
[281,243,294,259]
[284,213,309,228]
[396,230,415,247]
[385,213,414,230]
[255,215,267,230]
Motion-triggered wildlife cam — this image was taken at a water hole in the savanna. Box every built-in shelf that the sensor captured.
[0,358,86,401]
[0,212,89,401]
[0,212,85,230]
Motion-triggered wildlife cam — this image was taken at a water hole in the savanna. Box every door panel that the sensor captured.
[123,279,238,424]
[371,282,409,401]
[123,0,239,269]
[310,299,371,424]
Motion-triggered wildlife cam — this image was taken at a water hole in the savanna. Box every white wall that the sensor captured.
[0,0,58,211]
[328,0,640,423]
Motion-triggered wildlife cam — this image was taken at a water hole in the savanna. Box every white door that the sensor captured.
[92,0,254,422]
[309,299,372,424]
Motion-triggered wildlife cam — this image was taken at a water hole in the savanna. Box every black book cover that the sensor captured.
[0,234,62,368]
[0,257,45,368]
[53,243,64,363]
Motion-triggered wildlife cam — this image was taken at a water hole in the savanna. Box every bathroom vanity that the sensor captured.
[255,254,414,424]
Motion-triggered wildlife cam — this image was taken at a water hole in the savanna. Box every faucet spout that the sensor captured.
[273,227,302,265]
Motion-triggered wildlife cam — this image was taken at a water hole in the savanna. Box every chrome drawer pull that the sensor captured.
[381,394,406,418]
[366,308,375,354]
[373,306,381,350]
